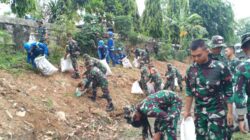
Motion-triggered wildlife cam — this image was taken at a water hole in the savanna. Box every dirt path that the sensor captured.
[0,59,189,139]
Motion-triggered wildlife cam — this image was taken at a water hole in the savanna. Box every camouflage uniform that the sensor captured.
[234,57,250,128]
[136,90,182,140]
[141,50,150,64]
[226,57,241,76]
[36,26,46,43]
[174,67,183,91]
[186,59,233,140]
[139,65,149,93]
[164,67,176,91]
[227,57,241,88]
[83,55,107,74]
[83,66,114,111]
[209,53,227,64]
[66,39,80,77]
[91,58,107,74]
[149,69,163,93]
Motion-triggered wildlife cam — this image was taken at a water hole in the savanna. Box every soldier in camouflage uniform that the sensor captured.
[148,65,163,93]
[141,50,150,64]
[164,63,176,91]
[64,33,80,79]
[209,35,227,64]
[79,61,114,112]
[83,54,107,75]
[183,39,234,140]
[124,90,182,140]
[138,61,149,94]
[164,64,183,91]
[36,20,47,43]
[234,33,250,133]
[225,46,241,75]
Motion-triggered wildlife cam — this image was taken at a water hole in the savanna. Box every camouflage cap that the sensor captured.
[210,35,226,49]
[85,60,94,67]
[167,63,172,67]
[83,54,90,60]
[241,33,250,48]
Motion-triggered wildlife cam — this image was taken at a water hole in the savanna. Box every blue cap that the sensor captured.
[98,40,104,46]
[108,31,113,36]
[23,43,31,51]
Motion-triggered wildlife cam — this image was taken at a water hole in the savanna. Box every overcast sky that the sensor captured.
[136,0,250,20]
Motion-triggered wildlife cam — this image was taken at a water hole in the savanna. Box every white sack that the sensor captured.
[60,56,74,72]
[131,81,144,94]
[174,77,179,87]
[147,82,155,95]
[180,117,196,140]
[122,57,133,68]
[133,58,140,68]
[100,59,112,75]
[35,56,58,76]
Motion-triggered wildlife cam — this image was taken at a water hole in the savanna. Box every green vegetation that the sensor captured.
[232,132,250,140]
[0,30,31,74]
[0,0,248,62]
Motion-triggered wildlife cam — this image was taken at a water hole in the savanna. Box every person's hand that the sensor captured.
[239,120,248,134]
[226,112,233,126]
[77,82,83,88]
[153,132,161,140]
[183,111,191,120]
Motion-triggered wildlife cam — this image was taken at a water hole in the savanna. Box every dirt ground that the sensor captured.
[0,59,188,140]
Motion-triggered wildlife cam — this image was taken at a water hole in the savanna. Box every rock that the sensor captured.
[16,107,26,117]
[12,103,17,108]
[46,131,55,136]
[55,111,66,121]
[16,111,26,117]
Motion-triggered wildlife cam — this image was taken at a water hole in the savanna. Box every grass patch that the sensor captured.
[0,45,32,74]
[43,98,54,110]
[232,132,250,140]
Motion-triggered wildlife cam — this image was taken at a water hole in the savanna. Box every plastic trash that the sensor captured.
[147,82,155,94]
[122,57,133,68]
[100,59,112,75]
[75,88,86,97]
[174,77,179,87]
[133,58,140,68]
[180,117,196,140]
[131,81,144,94]
[60,56,74,72]
[34,56,58,76]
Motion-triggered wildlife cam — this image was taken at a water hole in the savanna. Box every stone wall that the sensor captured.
[0,16,58,49]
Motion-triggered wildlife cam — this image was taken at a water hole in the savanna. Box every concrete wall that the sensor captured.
[0,16,58,48]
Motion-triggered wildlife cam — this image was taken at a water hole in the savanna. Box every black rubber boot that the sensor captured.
[106,103,114,112]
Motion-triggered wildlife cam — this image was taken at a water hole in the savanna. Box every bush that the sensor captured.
[156,43,173,61]
[114,16,132,39]
[174,50,188,62]
[75,22,104,57]
[47,42,65,66]
[128,32,139,45]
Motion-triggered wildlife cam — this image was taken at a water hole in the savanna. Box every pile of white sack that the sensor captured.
[34,56,58,76]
